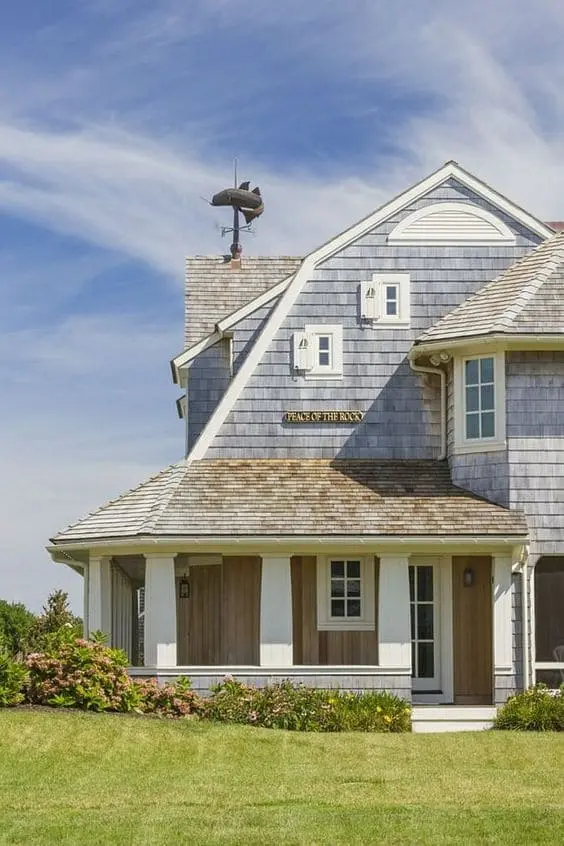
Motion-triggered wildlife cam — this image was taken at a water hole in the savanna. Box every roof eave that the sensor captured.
[47,532,528,556]
[411,332,564,357]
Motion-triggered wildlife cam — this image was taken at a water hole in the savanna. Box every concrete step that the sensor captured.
[412,705,497,733]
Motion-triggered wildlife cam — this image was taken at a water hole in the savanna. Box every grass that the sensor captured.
[0,710,563,845]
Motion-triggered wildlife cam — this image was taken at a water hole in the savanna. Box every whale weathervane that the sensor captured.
[210,162,264,259]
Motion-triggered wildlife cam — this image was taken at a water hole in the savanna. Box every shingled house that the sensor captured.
[49,161,564,730]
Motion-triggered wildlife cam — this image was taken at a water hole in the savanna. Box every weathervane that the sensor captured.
[210,160,264,259]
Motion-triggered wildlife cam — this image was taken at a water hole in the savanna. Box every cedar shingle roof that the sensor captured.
[417,232,564,344]
[185,256,301,346]
[51,459,527,543]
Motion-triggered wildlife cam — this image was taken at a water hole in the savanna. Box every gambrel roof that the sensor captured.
[184,256,301,346]
[51,459,527,544]
[417,231,564,344]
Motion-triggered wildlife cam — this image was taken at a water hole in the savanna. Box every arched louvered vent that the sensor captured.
[388,202,516,245]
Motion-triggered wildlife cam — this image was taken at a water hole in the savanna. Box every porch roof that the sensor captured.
[51,459,527,544]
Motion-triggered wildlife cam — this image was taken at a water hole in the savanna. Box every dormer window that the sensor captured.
[454,351,506,454]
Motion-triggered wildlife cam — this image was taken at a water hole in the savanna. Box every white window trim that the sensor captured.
[303,324,343,380]
[453,350,506,454]
[316,556,375,631]
[361,274,410,328]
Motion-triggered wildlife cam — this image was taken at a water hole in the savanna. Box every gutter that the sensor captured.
[408,353,447,460]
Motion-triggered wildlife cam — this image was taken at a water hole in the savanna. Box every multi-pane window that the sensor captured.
[464,356,495,440]
[409,565,435,679]
[385,284,399,316]
[330,560,362,619]
[317,335,332,368]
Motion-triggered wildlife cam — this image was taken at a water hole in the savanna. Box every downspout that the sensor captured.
[522,560,530,690]
[408,352,447,461]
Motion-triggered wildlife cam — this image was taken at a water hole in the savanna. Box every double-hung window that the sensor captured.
[454,351,505,453]
[317,556,375,630]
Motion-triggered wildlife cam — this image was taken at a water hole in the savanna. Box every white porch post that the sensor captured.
[493,555,513,674]
[378,556,412,670]
[260,555,293,666]
[88,555,112,640]
[144,554,177,668]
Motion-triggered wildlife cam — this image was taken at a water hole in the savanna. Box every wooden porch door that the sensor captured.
[452,557,492,705]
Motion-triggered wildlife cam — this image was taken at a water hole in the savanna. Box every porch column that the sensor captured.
[88,555,112,640]
[493,555,513,674]
[378,556,411,670]
[260,555,293,666]
[144,554,177,668]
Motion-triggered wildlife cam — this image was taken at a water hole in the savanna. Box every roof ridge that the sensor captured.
[491,234,564,331]
[136,461,189,533]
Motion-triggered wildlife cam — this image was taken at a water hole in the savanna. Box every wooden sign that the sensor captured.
[284,410,364,423]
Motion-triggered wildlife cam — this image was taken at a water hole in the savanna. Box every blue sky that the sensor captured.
[2,0,564,612]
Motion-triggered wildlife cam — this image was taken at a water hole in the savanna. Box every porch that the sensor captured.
[81,548,521,705]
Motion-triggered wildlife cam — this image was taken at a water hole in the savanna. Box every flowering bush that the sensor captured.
[494,684,564,731]
[0,652,28,706]
[25,637,142,713]
[133,676,202,718]
[204,679,411,732]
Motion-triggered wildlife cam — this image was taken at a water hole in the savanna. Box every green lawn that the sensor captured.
[0,710,563,845]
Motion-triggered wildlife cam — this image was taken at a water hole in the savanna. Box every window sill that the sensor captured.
[317,621,376,631]
[453,439,507,455]
[362,319,411,329]
[303,370,343,380]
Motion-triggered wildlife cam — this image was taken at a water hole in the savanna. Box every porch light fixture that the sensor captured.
[179,579,191,599]
[463,567,474,587]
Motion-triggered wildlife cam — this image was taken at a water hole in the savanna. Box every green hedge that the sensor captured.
[494,685,564,731]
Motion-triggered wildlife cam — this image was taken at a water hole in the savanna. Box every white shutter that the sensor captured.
[293,331,314,371]
[360,281,379,320]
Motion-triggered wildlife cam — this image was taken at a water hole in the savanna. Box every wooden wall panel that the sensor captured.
[221,556,261,665]
[176,565,221,665]
[293,556,378,665]
[452,556,493,705]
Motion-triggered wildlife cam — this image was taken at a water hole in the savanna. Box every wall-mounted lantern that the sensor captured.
[179,578,191,599]
[463,567,475,588]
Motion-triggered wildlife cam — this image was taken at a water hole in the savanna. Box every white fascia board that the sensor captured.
[47,534,527,556]
[170,274,296,385]
[170,331,222,384]
[411,333,564,358]
[215,274,296,333]
[185,162,554,462]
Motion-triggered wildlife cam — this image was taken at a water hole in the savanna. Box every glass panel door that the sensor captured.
[409,563,440,691]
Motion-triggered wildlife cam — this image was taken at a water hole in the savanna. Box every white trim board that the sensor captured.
[187,161,553,462]
[170,273,296,383]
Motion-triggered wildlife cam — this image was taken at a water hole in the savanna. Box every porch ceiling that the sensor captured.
[50,459,527,545]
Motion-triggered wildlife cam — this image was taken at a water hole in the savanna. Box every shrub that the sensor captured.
[25,637,141,713]
[0,599,36,658]
[0,652,28,706]
[26,590,82,654]
[494,684,564,731]
[204,679,411,732]
[134,676,202,718]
